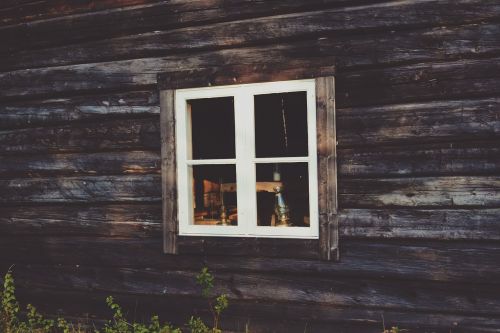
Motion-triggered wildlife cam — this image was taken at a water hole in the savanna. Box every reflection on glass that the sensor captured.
[191,165,237,226]
[189,97,235,159]
[254,91,308,158]
[255,163,309,227]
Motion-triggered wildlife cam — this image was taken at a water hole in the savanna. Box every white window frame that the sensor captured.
[175,79,318,239]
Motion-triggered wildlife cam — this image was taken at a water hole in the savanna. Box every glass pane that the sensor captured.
[254,91,308,158]
[190,164,237,226]
[255,163,309,227]
[189,97,235,159]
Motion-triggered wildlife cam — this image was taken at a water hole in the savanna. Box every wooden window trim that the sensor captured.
[159,70,337,261]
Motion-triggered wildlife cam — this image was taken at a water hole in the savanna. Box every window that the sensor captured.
[160,76,337,260]
[175,80,318,238]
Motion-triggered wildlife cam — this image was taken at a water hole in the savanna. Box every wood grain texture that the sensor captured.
[339,176,500,208]
[3,50,500,106]
[337,98,500,147]
[340,208,500,240]
[0,0,162,26]
[338,142,500,177]
[2,0,499,55]
[10,287,500,333]
[0,151,160,177]
[0,175,161,204]
[160,90,177,254]
[0,204,161,237]
[1,0,500,330]
[158,59,336,90]
[316,76,338,261]
[4,12,500,72]
[0,90,159,129]
[336,56,500,108]
[6,264,500,316]
[0,0,371,53]
[0,118,160,154]
[2,237,500,283]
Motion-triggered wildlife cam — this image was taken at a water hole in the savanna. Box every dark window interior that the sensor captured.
[254,91,308,158]
[189,97,235,160]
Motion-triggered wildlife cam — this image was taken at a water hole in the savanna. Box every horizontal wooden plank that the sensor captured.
[337,98,500,147]
[339,176,500,208]
[0,204,161,237]
[338,142,500,177]
[0,175,161,204]
[1,203,498,241]
[340,208,500,240]
[12,287,500,333]
[157,58,336,90]
[0,117,160,154]
[5,264,500,316]
[0,0,161,26]
[337,56,500,107]
[0,48,338,99]
[0,0,368,53]
[0,151,160,177]
[4,11,500,72]
[1,237,499,283]
[0,90,159,129]
[3,48,500,105]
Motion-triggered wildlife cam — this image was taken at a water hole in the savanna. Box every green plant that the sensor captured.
[1,268,21,333]
[383,328,401,333]
[192,268,228,333]
[0,267,232,333]
[1,269,59,333]
[98,296,180,333]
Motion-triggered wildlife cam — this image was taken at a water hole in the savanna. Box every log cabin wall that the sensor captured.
[0,1,499,332]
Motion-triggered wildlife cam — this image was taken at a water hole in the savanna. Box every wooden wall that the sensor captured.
[0,1,499,332]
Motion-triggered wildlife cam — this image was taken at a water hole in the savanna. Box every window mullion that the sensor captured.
[234,89,256,236]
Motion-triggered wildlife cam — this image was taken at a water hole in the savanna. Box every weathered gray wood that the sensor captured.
[158,59,336,90]
[0,0,161,26]
[2,0,499,55]
[338,142,500,177]
[0,204,161,237]
[177,237,319,259]
[12,287,500,333]
[0,151,160,177]
[336,56,500,107]
[0,90,159,129]
[2,237,500,283]
[160,89,177,254]
[1,0,500,330]
[0,118,160,154]
[340,208,500,240]
[0,175,161,203]
[0,0,362,51]
[3,50,500,106]
[339,176,500,208]
[4,14,500,72]
[337,98,500,147]
[316,77,338,261]
[6,264,500,316]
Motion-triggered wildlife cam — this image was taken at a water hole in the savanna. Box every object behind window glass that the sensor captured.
[190,165,237,226]
[255,163,310,228]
